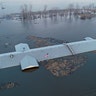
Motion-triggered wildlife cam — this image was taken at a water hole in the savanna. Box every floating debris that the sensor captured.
[42,55,87,77]
[26,35,64,48]
[0,82,20,90]
[41,55,87,77]
[80,13,92,20]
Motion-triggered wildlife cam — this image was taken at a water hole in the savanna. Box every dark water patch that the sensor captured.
[80,88,96,96]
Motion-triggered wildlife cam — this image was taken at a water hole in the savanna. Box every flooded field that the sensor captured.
[0,16,96,96]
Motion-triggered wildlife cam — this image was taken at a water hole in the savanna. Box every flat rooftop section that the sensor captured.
[0,37,96,69]
[15,43,30,52]
[20,55,39,71]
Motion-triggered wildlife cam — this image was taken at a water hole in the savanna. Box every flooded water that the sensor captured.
[0,17,96,96]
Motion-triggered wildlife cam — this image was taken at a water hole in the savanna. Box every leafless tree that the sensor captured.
[68,3,74,17]
[21,4,32,20]
[43,5,47,18]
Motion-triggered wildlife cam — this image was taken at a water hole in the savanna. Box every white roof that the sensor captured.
[0,37,96,69]
[15,43,30,52]
[20,55,39,71]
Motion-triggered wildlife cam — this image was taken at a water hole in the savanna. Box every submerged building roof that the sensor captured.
[20,55,39,71]
[0,37,96,70]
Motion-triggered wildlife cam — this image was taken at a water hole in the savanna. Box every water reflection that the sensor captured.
[53,16,58,24]
[68,16,73,23]
[21,20,32,30]
[43,18,48,27]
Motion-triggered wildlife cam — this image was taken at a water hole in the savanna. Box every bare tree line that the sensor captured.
[21,4,32,20]
[16,3,96,20]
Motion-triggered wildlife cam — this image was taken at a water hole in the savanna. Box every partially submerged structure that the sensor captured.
[0,37,96,71]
